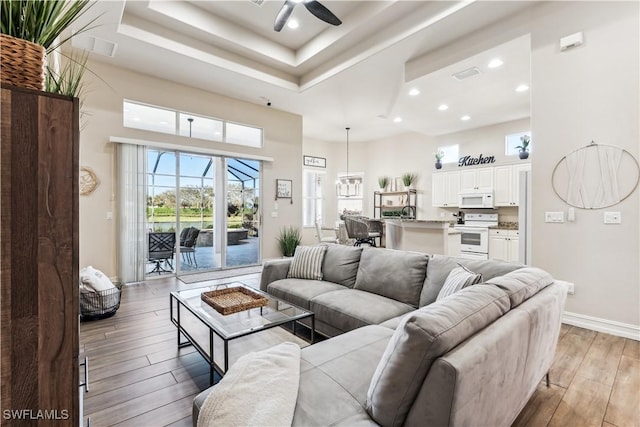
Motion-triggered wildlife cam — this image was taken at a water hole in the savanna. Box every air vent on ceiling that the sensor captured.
[249,0,266,6]
[452,67,481,81]
[71,33,117,57]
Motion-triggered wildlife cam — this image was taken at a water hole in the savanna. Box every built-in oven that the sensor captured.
[454,213,498,259]
[458,227,489,258]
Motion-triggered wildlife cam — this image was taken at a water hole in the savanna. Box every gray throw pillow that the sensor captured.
[287,245,327,280]
[436,264,482,300]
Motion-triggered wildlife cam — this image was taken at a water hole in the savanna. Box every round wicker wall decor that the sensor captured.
[80,167,99,196]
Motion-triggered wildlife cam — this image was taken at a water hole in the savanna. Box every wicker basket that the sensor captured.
[80,285,122,321]
[201,286,268,315]
[0,34,45,91]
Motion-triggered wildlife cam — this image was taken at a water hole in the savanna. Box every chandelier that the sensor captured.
[336,127,360,197]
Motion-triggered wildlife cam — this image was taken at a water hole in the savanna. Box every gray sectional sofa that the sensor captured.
[194,245,568,426]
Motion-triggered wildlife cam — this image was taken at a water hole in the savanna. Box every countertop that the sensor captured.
[489,222,520,230]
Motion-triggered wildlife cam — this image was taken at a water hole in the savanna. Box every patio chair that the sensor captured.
[343,216,381,247]
[315,221,338,244]
[148,232,176,274]
[180,227,200,267]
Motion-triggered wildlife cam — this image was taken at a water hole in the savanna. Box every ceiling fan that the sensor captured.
[274,0,342,32]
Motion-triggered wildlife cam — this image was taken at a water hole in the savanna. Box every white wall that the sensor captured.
[530,2,639,330]
[79,60,303,279]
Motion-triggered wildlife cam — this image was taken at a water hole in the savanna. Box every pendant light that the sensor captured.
[337,127,358,197]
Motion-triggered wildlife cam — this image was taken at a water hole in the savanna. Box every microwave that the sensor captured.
[458,192,494,209]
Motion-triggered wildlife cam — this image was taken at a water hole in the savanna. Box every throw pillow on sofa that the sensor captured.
[436,264,482,300]
[287,245,327,280]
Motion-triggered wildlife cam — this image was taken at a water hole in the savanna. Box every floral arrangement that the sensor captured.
[434,150,445,161]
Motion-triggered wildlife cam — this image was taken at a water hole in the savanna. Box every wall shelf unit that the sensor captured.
[374,189,417,219]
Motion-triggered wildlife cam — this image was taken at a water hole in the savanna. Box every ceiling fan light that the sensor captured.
[287,19,299,29]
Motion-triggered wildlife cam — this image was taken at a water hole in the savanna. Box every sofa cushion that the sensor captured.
[267,279,348,310]
[293,326,393,426]
[321,244,363,287]
[310,289,415,334]
[483,267,554,308]
[436,264,482,300]
[288,245,327,280]
[354,247,428,307]
[366,285,510,427]
[420,255,523,307]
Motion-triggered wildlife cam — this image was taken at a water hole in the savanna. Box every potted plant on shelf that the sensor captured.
[434,150,445,169]
[516,135,530,159]
[402,173,417,190]
[277,226,301,257]
[377,176,389,191]
[1,0,96,96]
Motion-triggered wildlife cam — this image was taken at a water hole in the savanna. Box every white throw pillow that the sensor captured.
[287,245,327,280]
[80,266,115,293]
[436,264,482,300]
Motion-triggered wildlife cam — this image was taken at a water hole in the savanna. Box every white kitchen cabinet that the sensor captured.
[459,167,494,193]
[494,163,531,206]
[489,229,520,262]
[432,171,460,207]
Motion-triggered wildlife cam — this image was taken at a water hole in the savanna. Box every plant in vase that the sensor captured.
[516,135,530,159]
[434,150,445,169]
[377,176,389,191]
[277,226,301,257]
[401,173,417,190]
[1,0,97,96]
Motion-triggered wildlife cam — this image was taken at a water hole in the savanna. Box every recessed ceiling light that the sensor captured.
[515,84,529,92]
[460,115,471,121]
[393,117,403,123]
[488,58,503,68]
[438,104,449,111]
[408,88,420,96]
[287,19,299,29]
[159,121,169,125]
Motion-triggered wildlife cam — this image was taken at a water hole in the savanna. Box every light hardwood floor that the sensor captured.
[81,275,640,427]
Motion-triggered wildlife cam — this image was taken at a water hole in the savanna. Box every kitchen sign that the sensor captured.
[303,155,326,168]
[458,154,496,167]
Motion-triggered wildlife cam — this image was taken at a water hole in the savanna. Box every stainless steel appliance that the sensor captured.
[454,213,498,259]
[458,191,495,209]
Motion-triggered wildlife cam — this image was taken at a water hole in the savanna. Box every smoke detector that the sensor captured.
[452,67,481,81]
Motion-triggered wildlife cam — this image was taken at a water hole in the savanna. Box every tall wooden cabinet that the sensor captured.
[1,85,79,426]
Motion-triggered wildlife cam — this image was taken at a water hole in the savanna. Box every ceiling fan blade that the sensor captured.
[274,1,296,32]
[303,0,342,26]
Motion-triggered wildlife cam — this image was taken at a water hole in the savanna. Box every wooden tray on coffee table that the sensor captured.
[201,286,268,315]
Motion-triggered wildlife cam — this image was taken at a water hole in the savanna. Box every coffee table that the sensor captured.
[170,282,314,385]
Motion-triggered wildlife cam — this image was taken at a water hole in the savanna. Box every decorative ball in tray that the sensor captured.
[201,286,268,315]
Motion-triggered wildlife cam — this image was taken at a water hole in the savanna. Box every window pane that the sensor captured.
[124,101,175,134]
[226,123,262,147]
[178,113,223,141]
[505,132,531,156]
[438,145,459,164]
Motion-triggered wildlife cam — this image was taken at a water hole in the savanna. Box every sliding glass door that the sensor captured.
[225,158,260,267]
[145,150,260,278]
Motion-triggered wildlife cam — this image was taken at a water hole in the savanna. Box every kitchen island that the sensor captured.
[385,219,460,256]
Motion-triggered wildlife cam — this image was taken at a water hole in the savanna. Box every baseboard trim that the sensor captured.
[563,311,640,341]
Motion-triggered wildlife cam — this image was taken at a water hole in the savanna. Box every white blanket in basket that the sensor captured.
[197,342,301,427]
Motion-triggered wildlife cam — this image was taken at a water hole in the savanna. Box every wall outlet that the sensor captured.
[545,212,565,223]
[271,211,278,218]
[567,282,575,295]
[106,211,113,220]
[604,212,621,224]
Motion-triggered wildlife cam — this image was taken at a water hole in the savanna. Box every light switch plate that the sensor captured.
[545,212,565,223]
[604,212,621,224]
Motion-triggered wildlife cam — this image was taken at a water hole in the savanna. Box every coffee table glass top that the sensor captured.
[171,282,311,339]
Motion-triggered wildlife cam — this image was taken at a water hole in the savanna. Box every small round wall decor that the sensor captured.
[80,166,99,196]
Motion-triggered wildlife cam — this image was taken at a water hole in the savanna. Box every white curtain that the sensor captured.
[117,144,147,283]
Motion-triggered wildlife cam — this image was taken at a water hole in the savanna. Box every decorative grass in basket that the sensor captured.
[201,287,268,315]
